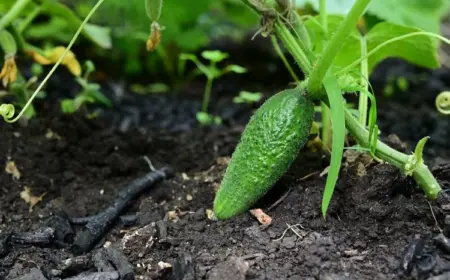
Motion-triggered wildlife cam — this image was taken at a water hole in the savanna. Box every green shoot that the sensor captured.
[61,60,112,114]
[180,50,247,125]
[270,36,300,83]
[233,91,263,105]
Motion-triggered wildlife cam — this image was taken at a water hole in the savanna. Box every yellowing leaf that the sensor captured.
[5,160,21,180]
[20,186,47,212]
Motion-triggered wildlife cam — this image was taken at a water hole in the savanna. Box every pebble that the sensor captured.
[208,257,249,280]
[10,268,47,280]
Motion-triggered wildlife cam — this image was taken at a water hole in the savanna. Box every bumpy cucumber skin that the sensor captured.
[214,88,314,220]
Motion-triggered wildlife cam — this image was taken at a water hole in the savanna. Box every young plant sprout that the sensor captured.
[233,91,263,105]
[61,60,112,114]
[180,50,247,125]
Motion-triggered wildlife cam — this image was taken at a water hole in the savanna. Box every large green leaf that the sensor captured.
[297,0,449,33]
[365,22,439,72]
[304,15,361,73]
[305,16,439,75]
[39,0,112,49]
[368,0,449,34]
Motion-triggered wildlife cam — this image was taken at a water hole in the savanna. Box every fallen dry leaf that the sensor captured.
[20,186,47,212]
[45,129,62,140]
[206,209,217,221]
[250,208,272,226]
[5,160,21,180]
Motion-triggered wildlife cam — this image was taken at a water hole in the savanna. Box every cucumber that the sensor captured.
[214,88,314,220]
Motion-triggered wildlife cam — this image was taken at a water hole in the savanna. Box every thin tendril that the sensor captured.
[0,104,15,120]
[1,0,106,123]
[436,91,450,115]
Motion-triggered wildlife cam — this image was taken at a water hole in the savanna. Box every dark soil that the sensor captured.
[0,59,450,280]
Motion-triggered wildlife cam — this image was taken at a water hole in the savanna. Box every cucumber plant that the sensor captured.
[0,0,448,220]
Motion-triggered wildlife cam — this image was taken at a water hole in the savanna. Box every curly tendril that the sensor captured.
[436,91,450,115]
[0,103,15,121]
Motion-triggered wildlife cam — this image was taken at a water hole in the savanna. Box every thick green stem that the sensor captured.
[0,0,32,30]
[292,13,312,50]
[308,0,371,94]
[202,78,214,113]
[318,0,331,149]
[345,109,441,198]
[275,22,311,75]
[17,6,41,34]
[358,36,369,125]
[319,0,327,33]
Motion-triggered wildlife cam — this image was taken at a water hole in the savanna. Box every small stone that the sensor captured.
[206,209,216,221]
[208,257,249,280]
[158,261,172,269]
[10,268,47,280]
[186,194,193,201]
[192,208,205,221]
[281,236,297,249]
[172,253,195,280]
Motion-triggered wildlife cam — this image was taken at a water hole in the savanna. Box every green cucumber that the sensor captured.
[214,88,314,220]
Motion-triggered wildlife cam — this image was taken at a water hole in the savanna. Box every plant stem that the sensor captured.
[307,0,371,94]
[358,36,369,125]
[271,36,300,83]
[275,22,312,75]
[318,0,331,149]
[202,78,213,113]
[344,109,441,199]
[17,6,41,34]
[0,0,32,30]
[319,0,327,33]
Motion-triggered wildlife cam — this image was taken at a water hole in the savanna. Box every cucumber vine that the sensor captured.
[0,0,447,219]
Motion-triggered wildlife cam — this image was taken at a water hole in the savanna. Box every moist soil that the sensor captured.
[0,60,450,280]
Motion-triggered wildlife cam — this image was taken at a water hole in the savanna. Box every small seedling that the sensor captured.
[233,91,263,105]
[180,50,247,125]
[61,60,112,114]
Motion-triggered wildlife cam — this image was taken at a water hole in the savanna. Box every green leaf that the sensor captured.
[83,23,112,49]
[321,72,346,218]
[305,16,440,76]
[173,27,209,51]
[40,0,112,49]
[86,87,112,108]
[367,0,449,34]
[196,111,213,125]
[296,0,355,15]
[201,50,229,63]
[224,65,247,74]
[304,15,360,72]
[297,0,449,33]
[365,22,439,72]
[61,99,76,114]
[233,91,263,104]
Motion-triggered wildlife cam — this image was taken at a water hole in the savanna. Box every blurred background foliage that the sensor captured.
[1,0,449,82]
